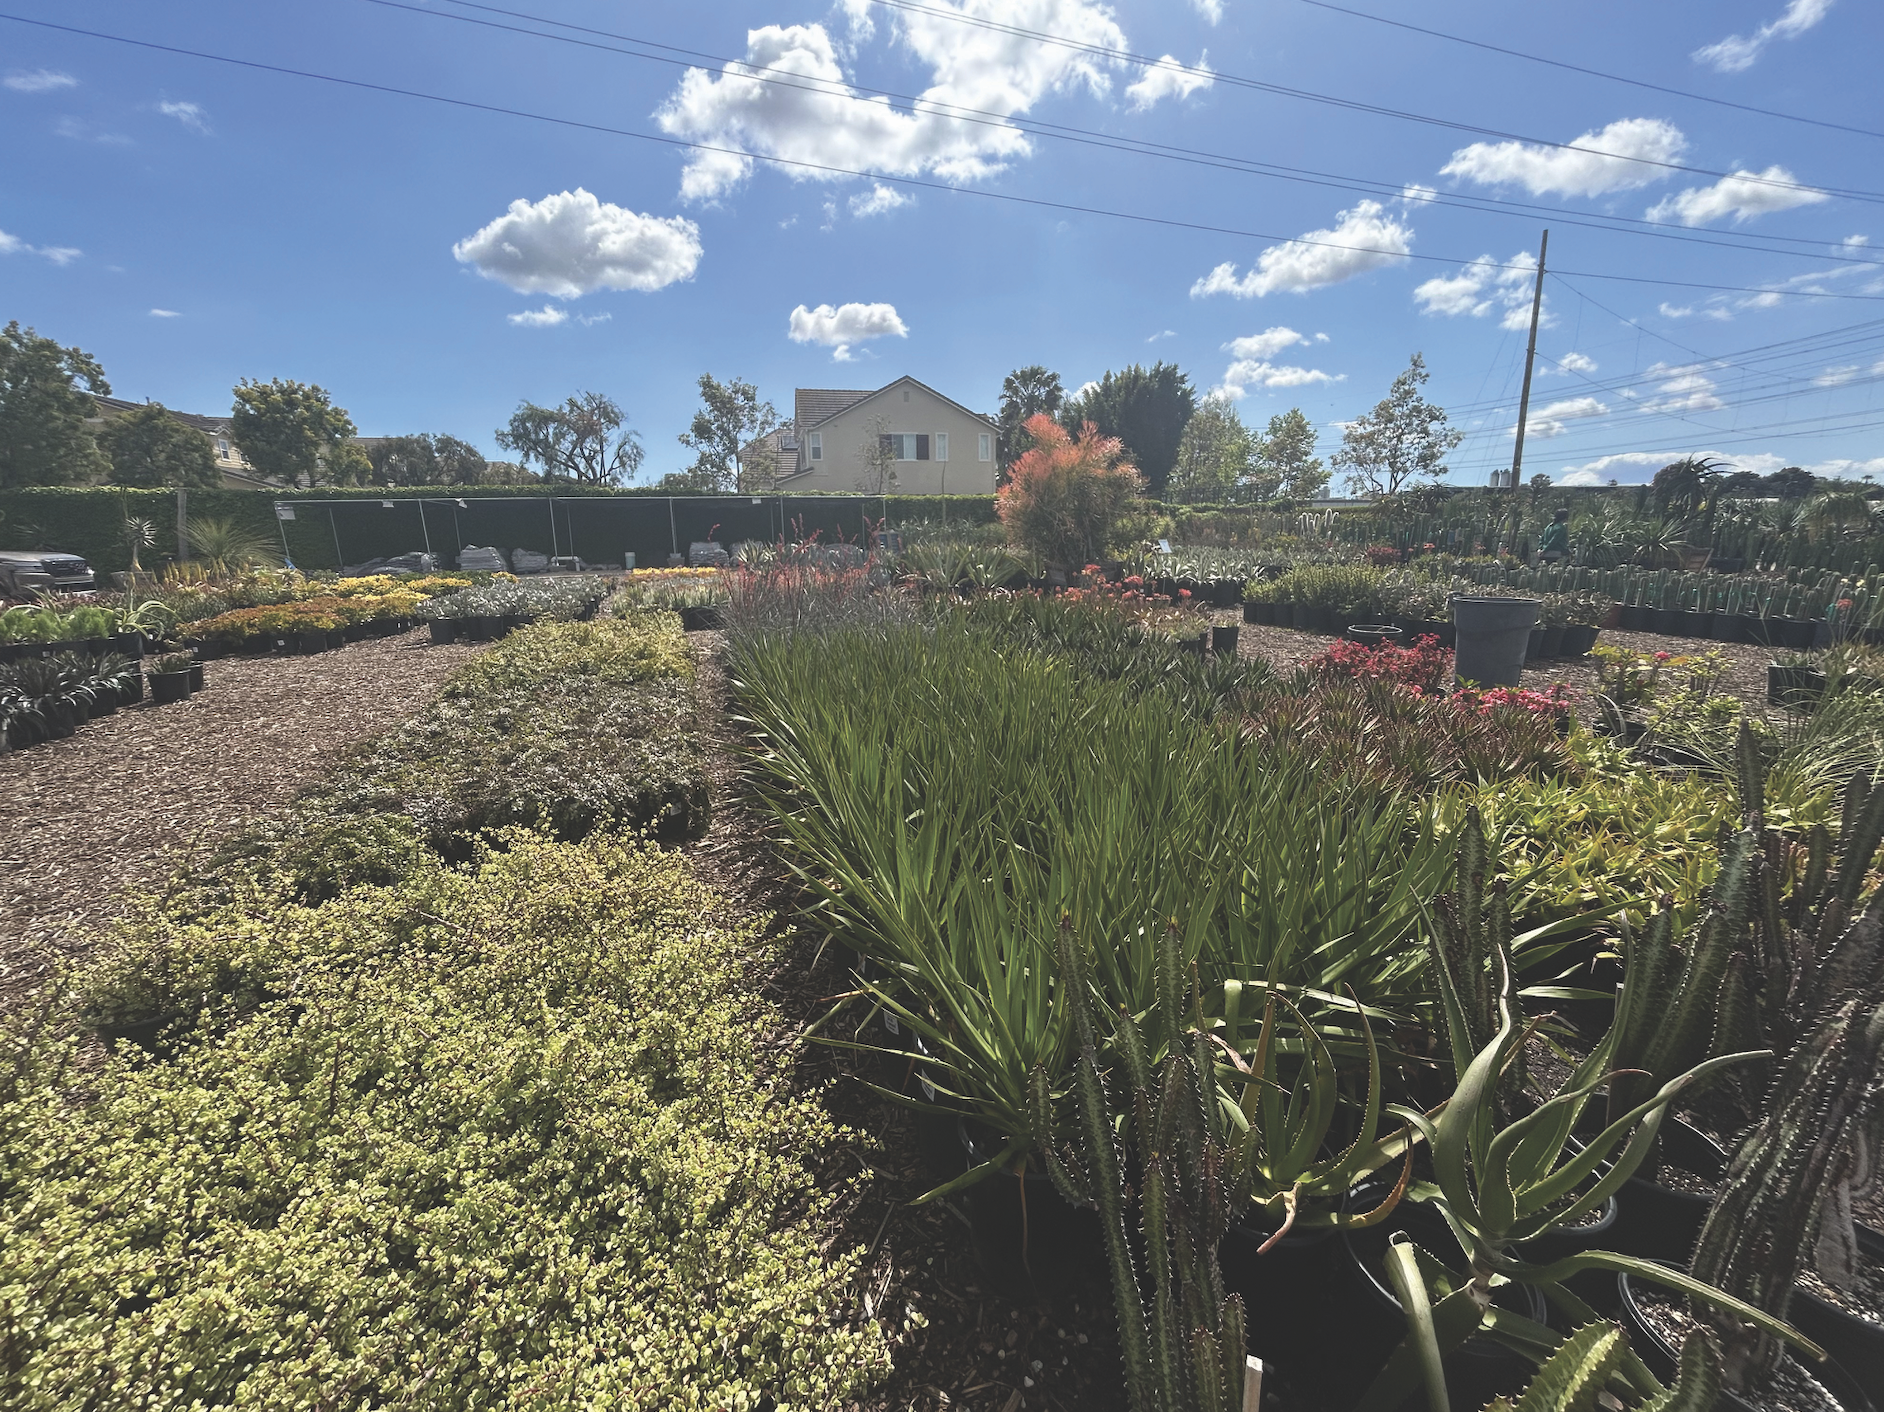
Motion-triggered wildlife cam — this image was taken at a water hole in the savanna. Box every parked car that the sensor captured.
[0,550,95,596]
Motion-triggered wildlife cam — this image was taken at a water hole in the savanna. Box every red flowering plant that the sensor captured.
[1363,544,1401,567]
[1310,634,1452,694]
[1452,681,1578,721]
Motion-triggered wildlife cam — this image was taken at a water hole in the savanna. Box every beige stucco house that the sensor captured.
[778,376,997,495]
[90,395,279,489]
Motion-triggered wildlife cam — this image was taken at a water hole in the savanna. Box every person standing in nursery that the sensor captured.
[1537,508,1570,564]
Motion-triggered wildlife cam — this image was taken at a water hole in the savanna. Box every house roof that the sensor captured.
[796,376,996,431]
[795,387,875,430]
[92,395,233,436]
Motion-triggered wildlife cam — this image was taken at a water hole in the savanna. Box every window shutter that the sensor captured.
[916,434,930,461]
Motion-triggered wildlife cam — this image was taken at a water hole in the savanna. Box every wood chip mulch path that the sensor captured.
[0,628,487,1013]
[684,632,1130,1412]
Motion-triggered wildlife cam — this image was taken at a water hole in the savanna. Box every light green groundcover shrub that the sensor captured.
[3,830,889,1409]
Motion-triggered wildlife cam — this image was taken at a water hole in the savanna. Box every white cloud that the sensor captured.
[1639,362,1725,414]
[1400,184,1439,205]
[1556,448,1884,485]
[1412,252,1552,329]
[1814,364,1866,386]
[1646,166,1826,226]
[453,189,702,297]
[507,305,569,327]
[53,116,129,146]
[1440,118,1686,198]
[1190,200,1412,299]
[1075,380,1101,399]
[1214,350,1342,400]
[1223,326,1308,360]
[1559,469,1604,486]
[4,69,76,93]
[1813,457,1884,480]
[658,5,1129,201]
[1147,329,1177,342]
[157,100,210,134]
[149,308,180,318]
[1192,0,1224,22]
[1842,234,1869,248]
[1522,396,1607,438]
[849,182,913,217]
[1124,54,1213,111]
[1659,302,1695,319]
[788,300,908,362]
[1694,0,1835,72]
[0,227,80,265]
[1552,351,1598,374]
[577,311,612,326]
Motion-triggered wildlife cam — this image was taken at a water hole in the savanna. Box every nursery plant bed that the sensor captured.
[0,628,491,1015]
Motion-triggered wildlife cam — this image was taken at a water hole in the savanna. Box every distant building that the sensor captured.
[779,376,997,495]
[90,395,280,489]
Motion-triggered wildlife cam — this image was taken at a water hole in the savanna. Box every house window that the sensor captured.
[935,432,947,461]
[217,437,231,460]
[978,432,992,461]
[879,434,930,461]
[808,432,822,461]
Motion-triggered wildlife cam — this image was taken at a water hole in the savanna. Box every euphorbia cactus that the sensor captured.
[1029,921,1250,1412]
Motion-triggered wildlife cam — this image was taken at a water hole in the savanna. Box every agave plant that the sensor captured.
[184,516,281,573]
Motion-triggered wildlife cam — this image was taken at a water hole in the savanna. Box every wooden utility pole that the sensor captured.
[1506,229,1549,493]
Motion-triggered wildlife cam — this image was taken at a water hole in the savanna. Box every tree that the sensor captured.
[1766,465,1816,500]
[676,374,779,493]
[1167,400,1255,504]
[98,402,219,489]
[323,441,374,486]
[1061,362,1195,499]
[1331,354,1462,497]
[854,413,899,495]
[369,433,494,485]
[997,365,1064,472]
[496,392,644,485]
[1256,407,1328,500]
[0,321,111,487]
[230,377,356,486]
[996,414,1146,567]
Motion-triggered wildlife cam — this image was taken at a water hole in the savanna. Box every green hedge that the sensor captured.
[6,829,888,1409]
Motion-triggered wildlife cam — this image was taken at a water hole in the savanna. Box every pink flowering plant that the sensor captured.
[1311,634,1452,694]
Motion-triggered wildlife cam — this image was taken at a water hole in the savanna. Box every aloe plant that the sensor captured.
[1479,1322,1719,1412]
[1355,934,1819,1412]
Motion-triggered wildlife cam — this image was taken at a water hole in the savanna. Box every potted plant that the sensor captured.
[148,651,195,704]
[1766,650,1824,708]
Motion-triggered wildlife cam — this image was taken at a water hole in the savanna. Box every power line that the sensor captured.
[9,10,1884,302]
[389,0,1884,269]
[1292,0,1884,142]
[862,0,1883,204]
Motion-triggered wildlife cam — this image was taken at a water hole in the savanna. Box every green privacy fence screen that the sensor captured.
[0,486,1006,575]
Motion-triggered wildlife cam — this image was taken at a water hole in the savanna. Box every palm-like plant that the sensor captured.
[184,516,281,573]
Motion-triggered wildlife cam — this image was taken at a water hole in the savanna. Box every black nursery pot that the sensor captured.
[1273,603,1296,629]
[957,1121,1104,1300]
[1768,664,1827,709]
[1244,601,1274,625]
[297,630,329,654]
[1619,603,1654,632]
[1790,1224,1884,1397]
[188,663,204,693]
[1539,625,1567,659]
[1347,624,1403,647]
[428,619,459,645]
[1525,626,1546,663]
[679,605,725,632]
[1210,624,1240,655]
[1339,1193,1550,1412]
[1219,1214,1344,1375]
[1560,624,1600,658]
[1608,1117,1726,1263]
[149,670,192,705]
[1618,1264,1877,1412]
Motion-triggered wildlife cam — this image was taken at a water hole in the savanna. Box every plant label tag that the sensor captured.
[883,1012,900,1035]
[920,1077,936,1101]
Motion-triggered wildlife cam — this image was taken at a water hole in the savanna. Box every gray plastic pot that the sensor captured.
[1452,596,1540,688]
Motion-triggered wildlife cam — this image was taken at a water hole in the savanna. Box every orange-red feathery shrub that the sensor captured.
[996,414,1146,568]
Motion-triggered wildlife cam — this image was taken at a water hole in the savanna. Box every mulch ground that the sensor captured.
[0,628,486,1013]
[1205,611,1779,717]
[686,633,1130,1412]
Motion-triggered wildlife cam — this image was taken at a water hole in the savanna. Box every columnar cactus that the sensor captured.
[1689,991,1884,1390]
[1029,921,1251,1412]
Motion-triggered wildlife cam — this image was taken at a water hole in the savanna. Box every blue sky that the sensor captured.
[3,0,1881,486]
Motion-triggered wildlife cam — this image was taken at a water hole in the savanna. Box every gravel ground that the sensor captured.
[0,628,486,1013]
[1205,611,1779,717]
